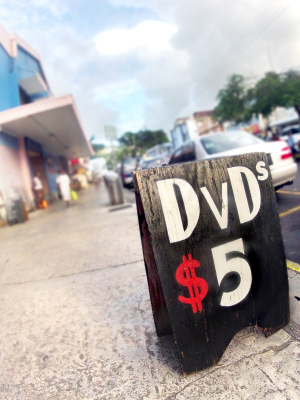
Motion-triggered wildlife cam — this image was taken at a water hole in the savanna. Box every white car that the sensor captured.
[168,130,298,190]
[280,125,300,159]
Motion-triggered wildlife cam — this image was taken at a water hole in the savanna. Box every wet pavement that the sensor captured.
[0,184,299,399]
[276,162,300,264]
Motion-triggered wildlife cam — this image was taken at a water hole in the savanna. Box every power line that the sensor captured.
[203,0,285,77]
[193,1,289,100]
[160,0,289,129]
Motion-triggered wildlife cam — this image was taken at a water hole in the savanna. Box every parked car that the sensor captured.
[141,155,170,170]
[168,130,298,190]
[120,157,142,188]
[280,125,300,158]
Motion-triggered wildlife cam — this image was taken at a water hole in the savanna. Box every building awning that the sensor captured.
[270,116,299,128]
[19,71,48,96]
[0,95,93,159]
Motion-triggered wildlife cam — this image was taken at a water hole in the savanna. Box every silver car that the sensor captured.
[168,130,298,190]
[141,155,170,170]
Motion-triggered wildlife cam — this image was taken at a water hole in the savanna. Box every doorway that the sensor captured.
[27,150,50,200]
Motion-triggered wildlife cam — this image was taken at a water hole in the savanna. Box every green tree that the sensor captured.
[137,129,168,149]
[252,71,282,117]
[281,70,300,119]
[213,74,252,124]
[91,142,105,152]
[118,132,137,147]
[251,70,300,120]
[94,146,130,170]
[118,129,169,156]
[214,69,300,126]
[89,142,105,159]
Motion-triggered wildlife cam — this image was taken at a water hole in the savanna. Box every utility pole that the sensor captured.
[111,139,117,169]
[267,45,276,72]
[104,125,117,170]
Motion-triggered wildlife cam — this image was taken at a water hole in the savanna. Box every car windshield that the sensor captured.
[123,158,137,173]
[142,160,159,169]
[142,157,166,169]
[200,131,262,155]
[142,160,154,169]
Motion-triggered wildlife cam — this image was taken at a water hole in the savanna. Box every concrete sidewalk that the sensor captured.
[0,185,299,399]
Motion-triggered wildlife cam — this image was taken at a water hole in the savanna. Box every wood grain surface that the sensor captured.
[133,153,289,375]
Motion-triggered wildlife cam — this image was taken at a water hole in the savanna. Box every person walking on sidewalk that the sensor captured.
[56,170,71,206]
[287,130,296,156]
[33,172,44,209]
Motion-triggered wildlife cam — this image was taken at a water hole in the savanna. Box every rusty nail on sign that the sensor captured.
[133,153,289,376]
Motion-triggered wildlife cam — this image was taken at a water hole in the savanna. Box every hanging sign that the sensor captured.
[133,152,289,376]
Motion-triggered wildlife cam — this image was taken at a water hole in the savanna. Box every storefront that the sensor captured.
[0,95,93,210]
[0,23,93,221]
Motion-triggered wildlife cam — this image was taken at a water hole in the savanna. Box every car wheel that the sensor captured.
[275,185,284,191]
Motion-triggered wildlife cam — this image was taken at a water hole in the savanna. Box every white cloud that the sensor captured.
[2,0,300,142]
[95,21,177,55]
[93,79,141,101]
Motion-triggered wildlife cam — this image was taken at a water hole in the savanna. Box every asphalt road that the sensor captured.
[124,161,300,264]
[123,186,136,204]
[276,160,300,264]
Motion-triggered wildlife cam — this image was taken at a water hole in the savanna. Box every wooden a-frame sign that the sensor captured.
[133,153,289,376]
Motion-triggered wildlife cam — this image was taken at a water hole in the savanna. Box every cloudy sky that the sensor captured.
[1,0,300,142]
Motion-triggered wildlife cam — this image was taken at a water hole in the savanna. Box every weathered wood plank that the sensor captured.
[134,153,289,375]
[134,188,172,336]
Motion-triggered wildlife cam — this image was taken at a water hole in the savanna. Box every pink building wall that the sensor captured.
[0,138,34,211]
[18,137,34,203]
[0,143,23,199]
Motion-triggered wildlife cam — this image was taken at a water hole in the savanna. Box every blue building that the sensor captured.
[0,23,92,218]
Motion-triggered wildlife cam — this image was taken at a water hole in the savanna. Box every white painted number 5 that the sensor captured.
[211,238,252,307]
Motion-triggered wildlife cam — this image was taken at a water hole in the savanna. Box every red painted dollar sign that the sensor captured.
[176,254,208,313]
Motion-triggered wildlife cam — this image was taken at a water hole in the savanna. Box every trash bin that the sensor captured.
[103,171,124,206]
[6,196,26,225]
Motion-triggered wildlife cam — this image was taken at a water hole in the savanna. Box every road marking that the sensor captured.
[278,193,300,272]
[279,205,300,218]
[278,190,300,217]
[278,190,300,195]
[287,259,300,274]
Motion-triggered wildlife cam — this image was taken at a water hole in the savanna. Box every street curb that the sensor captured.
[108,203,133,212]
[287,259,300,273]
